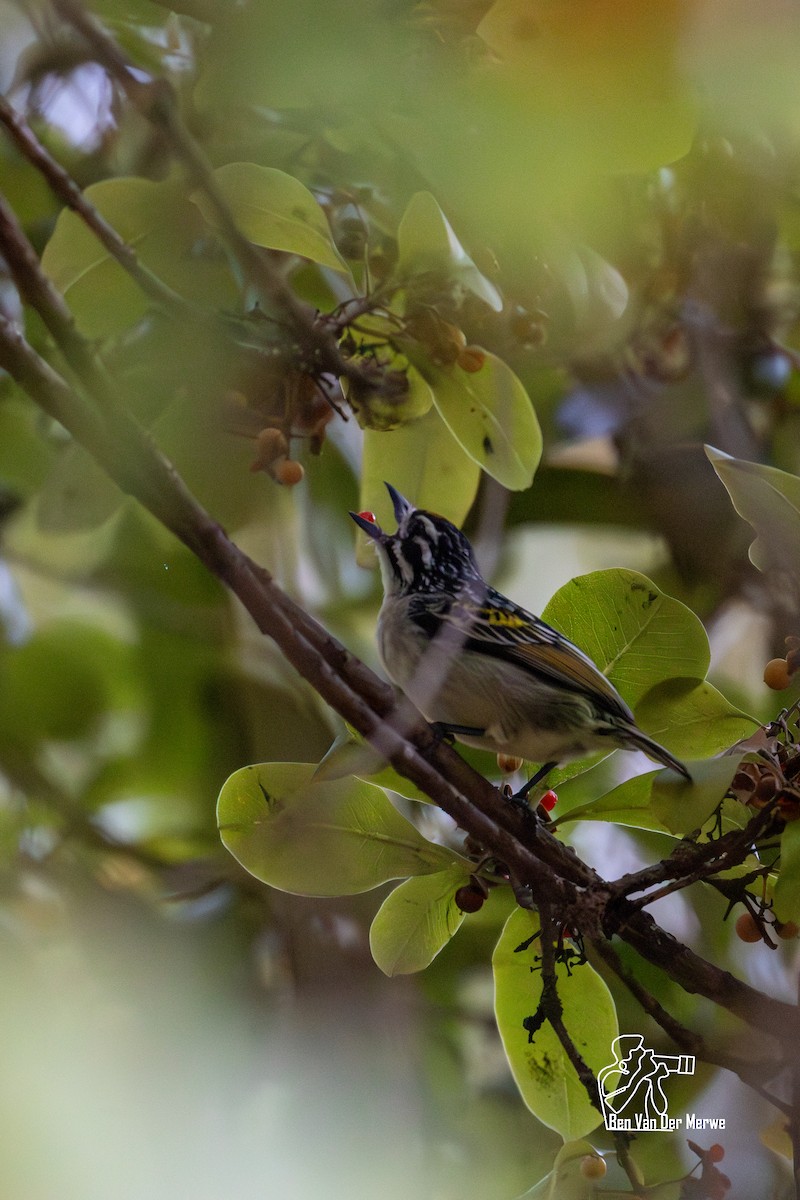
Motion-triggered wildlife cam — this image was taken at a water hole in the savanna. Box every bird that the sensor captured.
[350,483,690,796]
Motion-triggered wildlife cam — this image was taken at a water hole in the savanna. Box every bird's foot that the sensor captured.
[429,721,487,746]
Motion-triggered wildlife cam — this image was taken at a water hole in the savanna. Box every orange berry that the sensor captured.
[708,1144,725,1163]
[764,658,792,690]
[579,1154,607,1180]
[776,921,799,940]
[274,458,305,487]
[250,427,288,472]
[457,345,487,373]
[735,911,762,943]
[497,753,524,774]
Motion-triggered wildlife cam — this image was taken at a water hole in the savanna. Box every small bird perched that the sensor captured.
[351,484,690,794]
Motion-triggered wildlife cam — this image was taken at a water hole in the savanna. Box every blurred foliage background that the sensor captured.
[3,0,800,1196]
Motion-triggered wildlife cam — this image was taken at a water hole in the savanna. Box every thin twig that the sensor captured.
[591,936,789,1114]
[0,93,192,319]
[48,0,388,394]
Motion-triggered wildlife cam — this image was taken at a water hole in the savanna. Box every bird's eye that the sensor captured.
[357,510,377,523]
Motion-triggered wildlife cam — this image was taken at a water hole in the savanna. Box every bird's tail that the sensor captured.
[623,725,691,782]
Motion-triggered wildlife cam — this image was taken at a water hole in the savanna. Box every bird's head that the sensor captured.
[350,484,480,596]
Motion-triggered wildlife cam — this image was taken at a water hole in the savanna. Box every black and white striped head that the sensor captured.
[350,484,481,597]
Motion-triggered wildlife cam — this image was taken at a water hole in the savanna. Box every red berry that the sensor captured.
[357,510,377,523]
[540,789,558,812]
[708,1144,725,1163]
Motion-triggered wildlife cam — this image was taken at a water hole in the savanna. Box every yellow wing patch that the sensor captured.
[485,608,527,628]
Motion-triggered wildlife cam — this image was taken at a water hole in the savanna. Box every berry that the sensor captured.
[497,753,524,774]
[357,511,377,524]
[457,345,487,373]
[540,789,558,812]
[776,920,799,940]
[274,458,305,487]
[250,427,288,472]
[708,1144,725,1163]
[455,884,485,913]
[579,1154,607,1180]
[735,911,762,943]
[764,658,792,690]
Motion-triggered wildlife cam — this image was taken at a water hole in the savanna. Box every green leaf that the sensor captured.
[369,865,470,975]
[706,445,800,578]
[217,762,455,895]
[396,191,502,311]
[541,569,709,709]
[516,1139,606,1200]
[557,757,743,836]
[554,770,671,833]
[774,820,800,923]
[650,756,743,836]
[493,908,618,1139]
[635,679,757,759]
[41,177,236,338]
[314,733,436,805]
[412,350,542,491]
[358,406,480,565]
[195,163,349,272]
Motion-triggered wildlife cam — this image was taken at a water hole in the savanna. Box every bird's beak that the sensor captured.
[349,510,384,540]
[385,483,414,524]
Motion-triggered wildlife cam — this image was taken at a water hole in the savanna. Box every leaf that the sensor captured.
[358,406,480,565]
[493,908,618,1139]
[217,762,455,895]
[774,820,800,923]
[706,445,800,579]
[195,163,349,272]
[369,866,469,975]
[412,350,542,491]
[314,733,436,805]
[41,177,236,337]
[554,770,671,833]
[516,1139,603,1200]
[397,191,502,311]
[557,757,743,836]
[635,679,757,759]
[542,569,709,708]
[650,756,743,836]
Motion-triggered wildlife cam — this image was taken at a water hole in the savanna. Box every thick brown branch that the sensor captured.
[1,311,798,1047]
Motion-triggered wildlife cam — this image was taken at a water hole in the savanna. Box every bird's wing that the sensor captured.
[409,591,634,723]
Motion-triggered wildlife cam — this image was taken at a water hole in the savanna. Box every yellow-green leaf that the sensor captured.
[542,570,709,709]
[217,762,455,895]
[493,908,617,1139]
[774,820,800,923]
[369,866,470,975]
[358,407,480,566]
[414,350,542,491]
[397,190,502,311]
[196,162,349,272]
[41,177,236,337]
[635,679,757,760]
[706,445,800,578]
